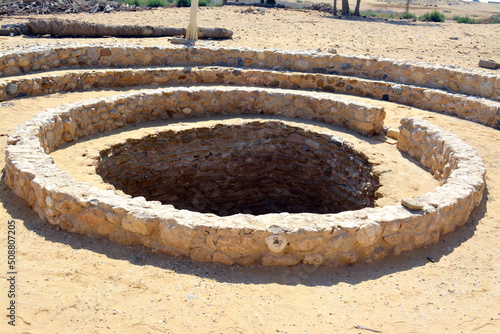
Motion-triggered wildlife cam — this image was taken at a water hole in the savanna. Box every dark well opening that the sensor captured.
[96,120,380,216]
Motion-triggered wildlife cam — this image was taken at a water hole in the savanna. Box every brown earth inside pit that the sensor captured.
[96,120,379,216]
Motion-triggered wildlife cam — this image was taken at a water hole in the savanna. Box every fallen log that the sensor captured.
[25,19,233,39]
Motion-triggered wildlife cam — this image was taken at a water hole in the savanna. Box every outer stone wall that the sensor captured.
[0,45,498,101]
[96,120,379,216]
[5,80,486,265]
[1,66,498,128]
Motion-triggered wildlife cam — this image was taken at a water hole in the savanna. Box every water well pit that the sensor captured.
[96,120,379,217]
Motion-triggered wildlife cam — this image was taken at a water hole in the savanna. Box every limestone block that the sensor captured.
[265,235,287,253]
[80,207,105,227]
[159,219,195,250]
[262,253,300,266]
[190,248,213,262]
[217,235,259,254]
[356,222,382,247]
[212,251,234,265]
[289,237,323,252]
[122,212,156,235]
[327,234,356,252]
[413,232,431,246]
[303,254,324,266]
[339,251,359,264]
[383,233,403,246]
[55,199,81,213]
[97,223,117,236]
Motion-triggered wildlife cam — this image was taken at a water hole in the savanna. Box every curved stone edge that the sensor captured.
[0,44,498,101]
[5,88,485,266]
[1,66,499,129]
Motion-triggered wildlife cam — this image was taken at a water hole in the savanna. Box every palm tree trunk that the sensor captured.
[186,0,199,41]
[333,0,337,15]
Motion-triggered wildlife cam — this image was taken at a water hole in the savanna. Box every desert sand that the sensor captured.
[1,2,500,333]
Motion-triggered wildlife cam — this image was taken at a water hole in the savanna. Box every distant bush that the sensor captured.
[359,9,426,20]
[400,12,417,19]
[454,16,477,24]
[176,0,209,6]
[419,10,445,22]
[125,0,143,5]
[146,0,169,7]
[443,10,451,13]
[361,10,379,17]
[176,0,190,6]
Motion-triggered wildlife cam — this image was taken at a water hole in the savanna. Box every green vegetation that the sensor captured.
[450,15,500,24]
[361,10,378,17]
[453,15,477,24]
[443,10,451,13]
[360,10,417,20]
[418,10,446,22]
[124,0,142,5]
[295,0,303,3]
[176,0,209,6]
[400,12,417,20]
[146,0,170,7]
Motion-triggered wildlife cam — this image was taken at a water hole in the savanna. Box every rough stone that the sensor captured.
[292,59,311,72]
[6,83,18,96]
[122,213,155,235]
[303,254,324,266]
[290,237,323,252]
[262,254,300,266]
[356,222,383,247]
[478,59,499,70]
[159,220,195,251]
[401,198,424,211]
[80,207,106,227]
[265,235,287,253]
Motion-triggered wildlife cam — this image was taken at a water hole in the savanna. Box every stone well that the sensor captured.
[5,87,486,267]
[3,45,489,266]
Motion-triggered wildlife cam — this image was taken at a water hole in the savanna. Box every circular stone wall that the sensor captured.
[3,46,487,267]
[96,120,380,216]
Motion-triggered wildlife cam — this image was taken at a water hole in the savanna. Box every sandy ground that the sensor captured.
[1,3,500,334]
